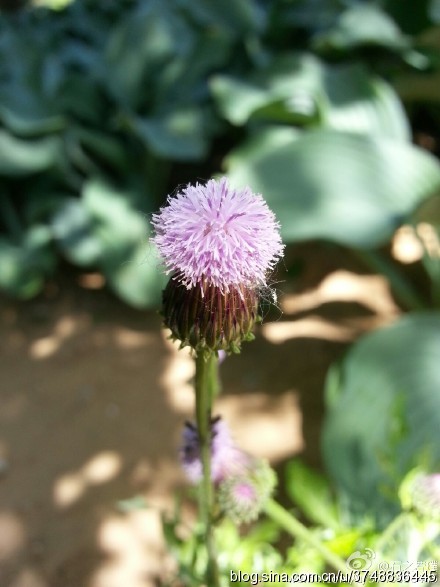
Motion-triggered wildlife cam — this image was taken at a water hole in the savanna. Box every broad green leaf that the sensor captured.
[82,178,145,253]
[313,4,409,52]
[211,76,274,125]
[82,178,165,308]
[178,0,265,35]
[0,131,61,176]
[52,198,103,266]
[134,108,210,160]
[52,179,163,307]
[103,240,166,309]
[322,313,440,522]
[321,64,410,141]
[270,0,341,33]
[211,54,323,127]
[0,227,55,299]
[212,55,410,140]
[0,101,64,137]
[285,460,339,529]
[105,1,193,109]
[225,128,440,248]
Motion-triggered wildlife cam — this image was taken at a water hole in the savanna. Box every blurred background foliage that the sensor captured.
[2,0,440,553]
[1,0,439,308]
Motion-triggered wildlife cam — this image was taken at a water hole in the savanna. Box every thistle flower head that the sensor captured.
[152,178,284,292]
[180,417,251,484]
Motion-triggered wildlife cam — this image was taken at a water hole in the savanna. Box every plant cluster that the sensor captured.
[2,0,440,585]
[1,0,440,306]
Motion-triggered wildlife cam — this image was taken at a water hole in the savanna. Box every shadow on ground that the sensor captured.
[0,244,400,587]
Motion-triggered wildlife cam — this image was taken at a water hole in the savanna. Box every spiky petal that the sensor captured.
[152,177,284,292]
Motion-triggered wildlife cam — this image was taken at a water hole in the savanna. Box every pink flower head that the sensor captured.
[151,178,284,292]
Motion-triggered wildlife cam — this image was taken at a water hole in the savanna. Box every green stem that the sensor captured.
[195,351,220,585]
[355,249,425,311]
[373,512,440,572]
[208,351,221,400]
[264,499,348,574]
[373,511,409,558]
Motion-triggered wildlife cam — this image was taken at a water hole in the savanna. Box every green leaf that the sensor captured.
[52,198,103,266]
[52,179,164,308]
[0,227,55,299]
[179,0,265,35]
[82,179,145,252]
[105,1,194,109]
[212,56,410,140]
[0,101,64,137]
[285,460,339,529]
[211,76,275,125]
[134,107,211,161]
[211,54,323,127]
[321,64,410,141]
[313,4,409,52]
[225,128,440,248]
[83,179,165,308]
[322,312,440,522]
[103,240,166,309]
[0,130,61,176]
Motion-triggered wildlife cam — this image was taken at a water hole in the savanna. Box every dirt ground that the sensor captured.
[0,244,401,587]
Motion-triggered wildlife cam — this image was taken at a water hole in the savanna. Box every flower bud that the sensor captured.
[407,472,440,520]
[217,459,276,524]
[162,276,259,353]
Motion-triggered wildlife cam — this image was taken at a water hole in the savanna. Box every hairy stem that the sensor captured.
[195,351,220,585]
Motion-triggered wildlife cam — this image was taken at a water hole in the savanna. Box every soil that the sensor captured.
[0,244,401,587]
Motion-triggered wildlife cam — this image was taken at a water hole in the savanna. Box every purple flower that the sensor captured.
[151,178,284,293]
[180,417,251,484]
[181,417,277,523]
